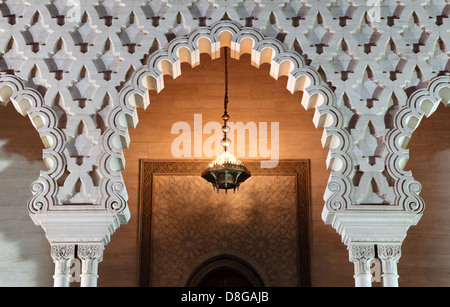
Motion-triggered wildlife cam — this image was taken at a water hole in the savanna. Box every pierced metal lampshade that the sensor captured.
[201,47,251,193]
[201,151,251,193]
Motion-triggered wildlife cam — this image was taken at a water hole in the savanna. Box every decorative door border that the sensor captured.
[137,160,312,287]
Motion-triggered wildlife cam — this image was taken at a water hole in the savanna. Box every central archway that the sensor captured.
[181,250,270,287]
[106,20,352,224]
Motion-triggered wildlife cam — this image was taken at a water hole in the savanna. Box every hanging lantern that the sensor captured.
[201,47,251,193]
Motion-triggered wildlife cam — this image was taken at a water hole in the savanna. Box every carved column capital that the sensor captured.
[378,244,401,261]
[77,243,104,287]
[77,243,104,261]
[377,244,401,287]
[50,244,75,287]
[348,244,375,287]
[349,244,375,262]
[51,244,75,261]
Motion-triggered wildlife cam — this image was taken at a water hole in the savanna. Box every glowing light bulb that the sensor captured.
[211,151,243,167]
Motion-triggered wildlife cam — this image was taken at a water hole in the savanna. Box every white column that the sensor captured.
[348,244,375,287]
[77,243,104,287]
[51,244,75,287]
[378,244,401,287]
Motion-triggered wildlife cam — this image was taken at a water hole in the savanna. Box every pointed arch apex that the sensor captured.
[110,20,353,227]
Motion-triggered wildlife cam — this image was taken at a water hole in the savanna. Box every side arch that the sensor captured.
[386,73,450,215]
[0,73,64,216]
[106,20,353,221]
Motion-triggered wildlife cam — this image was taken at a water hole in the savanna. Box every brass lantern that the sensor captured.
[201,47,251,193]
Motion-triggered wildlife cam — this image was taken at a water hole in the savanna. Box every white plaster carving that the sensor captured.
[0,0,447,287]
[385,73,450,215]
[0,73,63,215]
[51,243,75,287]
[377,243,401,287]
[349,243,375,287]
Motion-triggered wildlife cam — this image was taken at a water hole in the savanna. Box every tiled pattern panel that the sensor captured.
[151,175,298,286]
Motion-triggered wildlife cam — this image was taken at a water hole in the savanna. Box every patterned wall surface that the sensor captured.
[138,160,312,287]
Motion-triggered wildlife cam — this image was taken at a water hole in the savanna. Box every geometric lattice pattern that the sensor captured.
[0,1,447,213]
[0,0,448,287]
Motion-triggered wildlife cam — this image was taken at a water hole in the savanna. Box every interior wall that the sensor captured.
[0,104,53,287]
[99,53,353,287]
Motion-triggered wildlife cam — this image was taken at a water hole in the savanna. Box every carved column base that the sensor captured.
[325,211,422,246]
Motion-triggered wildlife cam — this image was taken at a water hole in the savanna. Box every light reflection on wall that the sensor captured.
[0,106,53,287]
[0,140,11,173]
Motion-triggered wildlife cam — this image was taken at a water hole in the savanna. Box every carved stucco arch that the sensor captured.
[179,248,272,287]
[107,20,352,222]
[0,73,64,215]
[386,73,450,216]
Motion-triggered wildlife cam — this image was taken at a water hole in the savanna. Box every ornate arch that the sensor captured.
[106,20,352,221]
[386,73,450,216]
[179,249,271,287]
[0,73,64,216]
